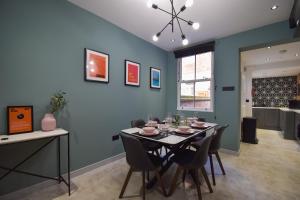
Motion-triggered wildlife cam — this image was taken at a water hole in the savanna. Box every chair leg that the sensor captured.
[119,167,133,198]
[155,169,167,197]
[200,166,213,193]
[155,149,160,157]
[215,151,226,175]
[182,170,187,184]
[147,170,150,181]
[168,166,182,197]
[193,169,202,200]
[142,171,146,200]
[209,154,216,186]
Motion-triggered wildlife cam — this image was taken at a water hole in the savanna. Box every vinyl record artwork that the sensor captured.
[7,106,33,134]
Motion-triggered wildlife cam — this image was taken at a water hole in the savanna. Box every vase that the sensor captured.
[41,113,56,131]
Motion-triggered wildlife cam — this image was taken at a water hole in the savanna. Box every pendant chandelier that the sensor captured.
[147,0,199,46]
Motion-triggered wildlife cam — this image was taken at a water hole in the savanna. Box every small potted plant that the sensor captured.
[41,91,67,131]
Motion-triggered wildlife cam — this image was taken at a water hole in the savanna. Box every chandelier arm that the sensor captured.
[169,2,184,36]
[157,8,184,35]
[171,0,174,32]
[156,7,190,24]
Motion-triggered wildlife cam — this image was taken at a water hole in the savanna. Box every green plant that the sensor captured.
[50,91,67,114]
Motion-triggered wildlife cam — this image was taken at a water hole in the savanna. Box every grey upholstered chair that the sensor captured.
[192,124,229,185]
[131,119,162,156]
[168,135,213,200]
[119,133,167,200]
[208,125,228,185]
[150,117,161,124]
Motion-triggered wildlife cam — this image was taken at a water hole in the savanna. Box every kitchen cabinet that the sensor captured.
[253,107,297,140]
[252,108,279,130]
[281,110,295,140]
[294,113,300,142]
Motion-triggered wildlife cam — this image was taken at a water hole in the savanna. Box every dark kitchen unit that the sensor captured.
[253,107,299,140]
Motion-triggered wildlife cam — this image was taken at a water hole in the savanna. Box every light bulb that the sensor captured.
[152,34,158,42]
[192,22,200,30]
[182,38,189,46]
[271,5,279,10]
[147,0,153,8]
[185,0,194,8]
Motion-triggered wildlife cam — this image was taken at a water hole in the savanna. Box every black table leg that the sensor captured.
[0,137,56,180]
[146,142,191,189]
[68,133,71,196]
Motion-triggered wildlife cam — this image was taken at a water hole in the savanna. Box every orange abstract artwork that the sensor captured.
[125,60,140,87]
[85,49,109,83]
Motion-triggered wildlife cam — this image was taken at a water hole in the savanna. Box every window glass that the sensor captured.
[181,55,195,81]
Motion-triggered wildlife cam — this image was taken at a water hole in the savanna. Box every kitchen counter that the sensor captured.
[252,107,297,140]
[252,107,300,114]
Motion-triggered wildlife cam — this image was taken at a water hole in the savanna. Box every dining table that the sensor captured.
[121,122,218,189]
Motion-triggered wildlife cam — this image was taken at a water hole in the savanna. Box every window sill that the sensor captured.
[177,107,214,113]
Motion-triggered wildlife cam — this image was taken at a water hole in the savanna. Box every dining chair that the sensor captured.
[168,135,213,200]
[119,133,167,200]
[192,124,229,186]
[131,119,162,156]
[150,117,161,124]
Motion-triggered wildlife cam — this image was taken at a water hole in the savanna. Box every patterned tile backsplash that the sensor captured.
[252,76,297,107]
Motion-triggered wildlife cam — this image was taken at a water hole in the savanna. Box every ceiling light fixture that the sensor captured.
[147,0,199,46]
[271,5,279,10]
[296,53,299,57]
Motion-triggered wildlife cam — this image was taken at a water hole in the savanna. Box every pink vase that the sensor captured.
[41,113,56,131]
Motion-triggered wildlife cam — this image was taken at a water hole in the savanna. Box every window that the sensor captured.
[177,52,214,112]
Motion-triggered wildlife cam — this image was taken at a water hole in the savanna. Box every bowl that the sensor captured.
[194,121,205,127]
[142,127,155,134]
[178,126,190,132]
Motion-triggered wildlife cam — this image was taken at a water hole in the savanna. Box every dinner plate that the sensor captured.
[191,123,208,129]
[138,129,160,136]
[174,129,195,135]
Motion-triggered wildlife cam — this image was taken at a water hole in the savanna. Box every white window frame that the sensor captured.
[177,52,214,112]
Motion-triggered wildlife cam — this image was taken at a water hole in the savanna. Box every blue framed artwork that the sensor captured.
[150,67,161,89]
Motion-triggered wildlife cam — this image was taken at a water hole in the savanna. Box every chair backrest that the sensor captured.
[150,117,161,124]
[197,118,206,122]
[131,119,146,128]
[120,133,155,171]
[209,124,229,152]
[190,135,213,168]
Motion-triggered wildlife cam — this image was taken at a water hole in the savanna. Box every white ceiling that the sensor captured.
[241,41,300,67]
[68,0,294,51]
[241,41,300,78]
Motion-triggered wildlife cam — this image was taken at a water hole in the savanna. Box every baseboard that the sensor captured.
[0,152,125,200]
[219,148,240,156]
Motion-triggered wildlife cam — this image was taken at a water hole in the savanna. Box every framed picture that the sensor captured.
[125,60,140,87]
[84,48,109,83]
[7,106,33,134]
[150,67,161,89]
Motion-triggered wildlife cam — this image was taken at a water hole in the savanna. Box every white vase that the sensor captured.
[41,113,56,131]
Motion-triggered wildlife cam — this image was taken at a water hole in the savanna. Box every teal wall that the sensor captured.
[0,0,296,196]
[166,21,294,151]
[0,0,168,195]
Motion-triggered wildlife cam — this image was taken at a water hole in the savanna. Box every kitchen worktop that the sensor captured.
[253,107,300,114]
